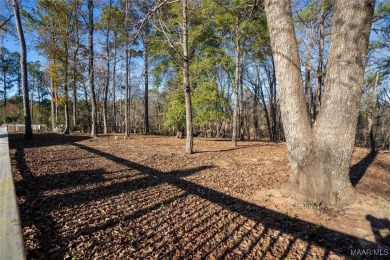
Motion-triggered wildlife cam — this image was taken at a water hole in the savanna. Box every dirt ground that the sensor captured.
[9,133,390,259]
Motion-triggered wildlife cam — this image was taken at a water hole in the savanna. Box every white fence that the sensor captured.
[6,124,48,133]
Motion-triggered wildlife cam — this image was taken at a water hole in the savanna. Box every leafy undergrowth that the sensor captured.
[9,133,390,259]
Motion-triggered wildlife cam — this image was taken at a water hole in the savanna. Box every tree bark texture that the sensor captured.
[264,0,375,205]
[50,77,56,131]
[111,33,117,130]
[144,37,149,134]
[304,41,312,118]
[232,16,240,147]
[103,63,109,134]
[72,57,78,130]
[367,72,379,152]
[124,0,130,138]
[103,0,112,135]
[72,24,80,130]
[3,73,7,108]
[72,78,77,128]
[316,7,326,109]
[31,80,34,122]
[63,31,70,134]
[13,0,33,139]
[125,49,130,138]
[88,0,97,137]
[182,0,193,154]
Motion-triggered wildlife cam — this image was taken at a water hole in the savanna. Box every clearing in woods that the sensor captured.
[9,133,390,259]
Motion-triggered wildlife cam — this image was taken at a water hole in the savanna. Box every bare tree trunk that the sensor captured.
[103,0,112,135]
[31,79,34,122]
[304,42,312,118]
[232,16,240,147]
[72,57,78,130]
[72,19,80,130]
[124,0,130,138]
[261,57,277,142]
[111,32,117,131]
[270,61,278,141]
[264,0,374,205]
[88,0,97,137]
[144,34,150,134]
[63,52,70,134]
[119,84,122,132]
[13,0,32,139]
[62,24,71,135]
[125,49,130,138]
[252,72,260,140]
[367,72,379,152]
[3,73,6,108]
[37,80,41,123]
[316,7,325,110]
[239,67,244,141]
[258,73,272,141]
[82,80,91,131]
[72,52,80,130]
[72,80,77,129]
[16,71,21,97]
[183,0,193,154]
[103,65,109,135]
[54,89,58,124]
[50,78,56,131]
[155,86,161,133]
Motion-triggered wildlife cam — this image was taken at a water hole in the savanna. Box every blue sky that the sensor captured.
[2,37,44,63]
[1,0,44,63]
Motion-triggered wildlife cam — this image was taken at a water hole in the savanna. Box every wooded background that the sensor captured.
[0,0,389,150]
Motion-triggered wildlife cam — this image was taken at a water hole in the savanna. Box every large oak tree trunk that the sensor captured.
[13,0,33,139]
[264,0,375,205]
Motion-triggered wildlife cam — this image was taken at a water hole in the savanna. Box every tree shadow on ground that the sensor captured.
[194,145,254,154]
[194,143,278,154]
[202,138,280,144]
[366,215,390,248]
[13,141,211,258]
[8,133,91,149]
[10,135,389,259]
[349,150,377,187]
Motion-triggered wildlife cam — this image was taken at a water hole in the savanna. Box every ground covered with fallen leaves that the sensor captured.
[9,133,390,259]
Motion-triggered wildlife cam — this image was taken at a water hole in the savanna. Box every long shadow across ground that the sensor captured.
[9,134,389,259]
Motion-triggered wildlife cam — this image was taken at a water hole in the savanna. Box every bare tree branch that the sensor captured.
[0,14,13,32]
[150,13,184,59]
